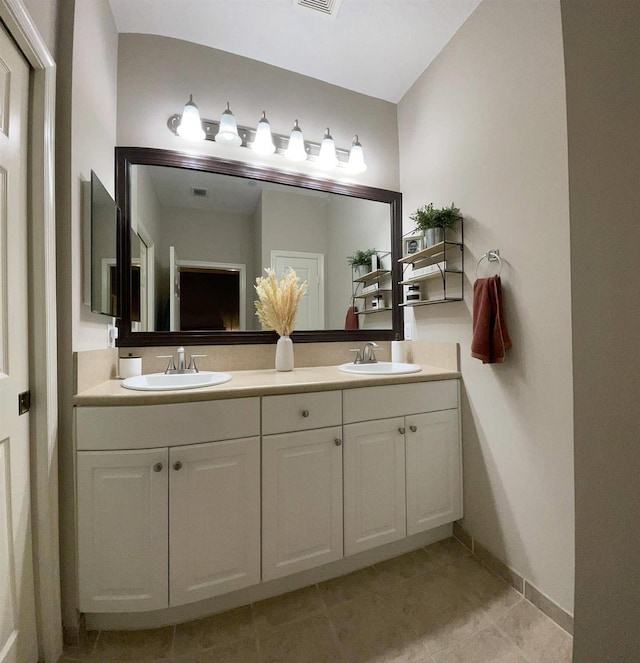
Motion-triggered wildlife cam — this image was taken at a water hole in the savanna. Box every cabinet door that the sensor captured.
[344,418,407,555]
[406,409,462,535]
[169,437,261,606]
[262,427,343,581]
[77,448,169,612]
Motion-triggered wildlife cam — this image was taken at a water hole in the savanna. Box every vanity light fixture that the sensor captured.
[317,127,338,169]
[176,94,205,142]
[284,120,308,162]
[214,102,242,146]
[347,135,367,173]
[168,104,367,173]
[252,111,276,155]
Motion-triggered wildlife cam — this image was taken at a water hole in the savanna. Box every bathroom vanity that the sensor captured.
[74,365,462,621]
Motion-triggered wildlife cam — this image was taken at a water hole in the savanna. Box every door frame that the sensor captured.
[180,260,247,331]
[0,1,60,661]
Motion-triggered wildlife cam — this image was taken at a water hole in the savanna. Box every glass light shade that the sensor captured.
[252,111,276,155]
[176,94,205,142]
[317,128,338,168]
[284,120,307,161]
[347,135,367,173]
[215,102,242,146]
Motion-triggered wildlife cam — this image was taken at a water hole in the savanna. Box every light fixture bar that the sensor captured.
[167,114,353,166]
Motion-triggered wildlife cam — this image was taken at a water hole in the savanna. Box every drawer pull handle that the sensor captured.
[409,425,418,433]
[153,462,163,473]
[173,461,183,471]
[334,438,342,446]
[398,427,406,435]
[301,409,310,418]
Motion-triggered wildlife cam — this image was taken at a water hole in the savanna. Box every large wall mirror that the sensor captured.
[116,147,403,346]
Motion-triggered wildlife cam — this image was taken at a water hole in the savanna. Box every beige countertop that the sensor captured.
[73,364,460,407]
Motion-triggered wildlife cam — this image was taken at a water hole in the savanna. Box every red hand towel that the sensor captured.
[345,305,359,330]
[471,276,512,364]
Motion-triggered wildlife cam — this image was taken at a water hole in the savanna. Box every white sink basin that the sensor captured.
[121,371,232,391]
[338,362,422,375]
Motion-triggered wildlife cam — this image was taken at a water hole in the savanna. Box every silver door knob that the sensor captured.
[301,409,310,418]
[153,462,163,473]
[173,461,183,471]
[334,438,342,446]
[409,425,417,433]
[398,427,405,435]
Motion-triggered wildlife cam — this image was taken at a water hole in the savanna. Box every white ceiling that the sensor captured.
[108,0,482,103]
[145,166,329,215]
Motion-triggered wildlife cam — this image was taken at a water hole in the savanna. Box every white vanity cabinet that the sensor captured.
[77,448,169,612]
[168,437,261,606]
[343,418,407,555]
[343,380,462,551]
[76,398,261,612]
[261,391,343,581]
[75,377,462,616]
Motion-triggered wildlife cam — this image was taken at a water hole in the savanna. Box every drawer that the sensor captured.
[76,398,260,450]
[262,391,342,435]
[343,380,458,424]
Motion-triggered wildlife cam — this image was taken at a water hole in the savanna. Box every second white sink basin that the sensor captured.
[122,371,232,391]
[338,362,422,375]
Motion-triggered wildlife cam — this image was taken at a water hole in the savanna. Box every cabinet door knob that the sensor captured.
[173,461,183,471]
[398,427,406,435]
[153,462,163,473]
[301,409,310,418]
[334,438,342,446]
[409,425,417,433]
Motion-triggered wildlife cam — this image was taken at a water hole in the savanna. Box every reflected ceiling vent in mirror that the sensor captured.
[293,0,343,19]
[191,187,208,198]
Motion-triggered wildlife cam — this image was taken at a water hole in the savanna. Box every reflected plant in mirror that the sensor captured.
[115,148,403,346]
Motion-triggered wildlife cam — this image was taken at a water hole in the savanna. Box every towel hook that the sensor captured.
[475,249,502,279]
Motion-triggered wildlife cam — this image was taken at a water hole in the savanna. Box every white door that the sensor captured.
[262,427,343,581]
[406,410,463,535]
[0,25,38,663]
[169,437,261,606]
[271,251,324,329]
[76,449,169,612]
[344,418,407,555]
[169,245,180,331]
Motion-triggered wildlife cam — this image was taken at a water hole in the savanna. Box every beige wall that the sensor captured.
[398,0,574,612]
[23,0,58,56]
[116,34,399,191]
[561,0,640,657]
[56,0,118,631]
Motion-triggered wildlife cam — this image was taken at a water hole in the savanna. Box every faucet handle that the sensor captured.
[188,354,207,372]
[156,355,176,373]
[349,349,363,364]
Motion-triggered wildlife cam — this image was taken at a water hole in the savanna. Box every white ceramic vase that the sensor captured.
[275,335,294,371]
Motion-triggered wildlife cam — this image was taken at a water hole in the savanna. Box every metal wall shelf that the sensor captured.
[399,225,464,305]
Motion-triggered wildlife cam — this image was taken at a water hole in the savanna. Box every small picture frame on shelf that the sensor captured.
[403,235,424,256]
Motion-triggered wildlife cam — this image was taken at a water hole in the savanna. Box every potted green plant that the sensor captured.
[410,203,461,247]
[347,248,377,277]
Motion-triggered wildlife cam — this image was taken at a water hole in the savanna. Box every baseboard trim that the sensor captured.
[452,522,573,634]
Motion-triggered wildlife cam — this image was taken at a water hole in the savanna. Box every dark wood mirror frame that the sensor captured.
[115,146,403,347]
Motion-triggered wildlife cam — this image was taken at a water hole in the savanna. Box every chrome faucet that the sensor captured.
[177,346,186,372]
[350,342,379,364]
[157,347,207,374]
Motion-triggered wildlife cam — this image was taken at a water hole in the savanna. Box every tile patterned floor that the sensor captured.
[60,538,572,663]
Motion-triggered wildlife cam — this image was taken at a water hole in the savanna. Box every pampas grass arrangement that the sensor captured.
[255,268,308,337]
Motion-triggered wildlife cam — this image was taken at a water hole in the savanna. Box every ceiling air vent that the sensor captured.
[191,187,208,198]
[293,0,343,19]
